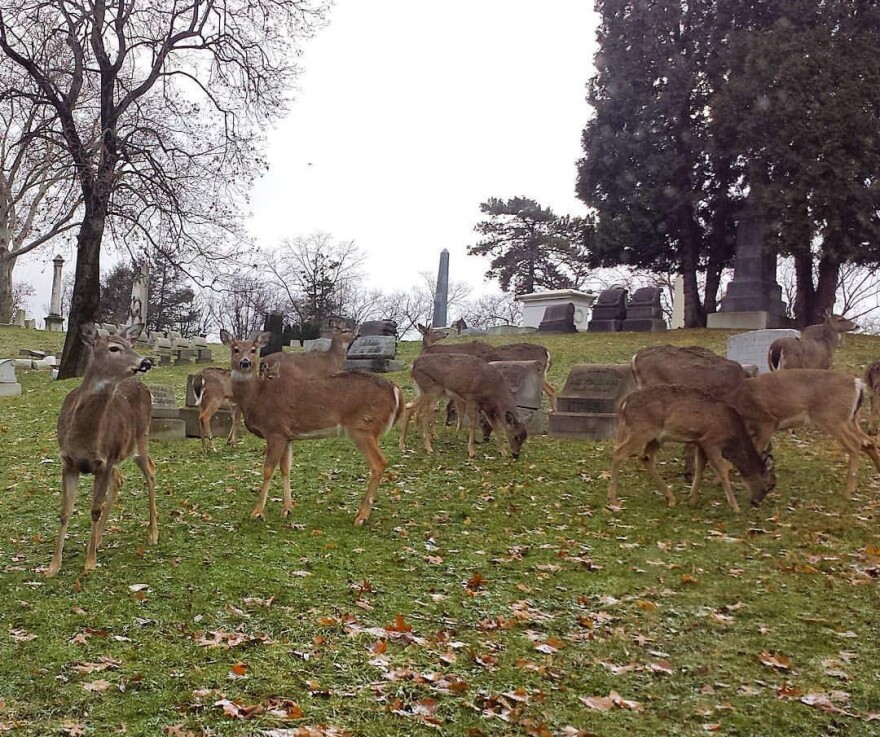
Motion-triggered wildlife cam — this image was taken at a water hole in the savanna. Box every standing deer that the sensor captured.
[220,330,404,525]
[262,319,357,377]
[399,353,528,459]
[49,323,155,576]
[767,312,858,370]
[191,367,242,451]
[607,385,775,512]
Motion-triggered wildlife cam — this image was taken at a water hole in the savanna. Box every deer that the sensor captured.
[191,368,242,451]
[767,312,858,370]
[729,369,880,500]
[219,330,404,525]
[864,360,880,435]
[262,319,357,377]
[607,385,776,512]
[399,353,528,459]
[48,323,155,577]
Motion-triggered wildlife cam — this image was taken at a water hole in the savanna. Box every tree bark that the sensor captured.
[0,253,14,323]
[792,248,814,327]
[56,208,105,379]
[814,252,839,323]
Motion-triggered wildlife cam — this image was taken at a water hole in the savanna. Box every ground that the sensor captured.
[0,326,878,736]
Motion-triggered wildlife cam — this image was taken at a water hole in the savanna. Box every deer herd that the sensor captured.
[46,311,880,575]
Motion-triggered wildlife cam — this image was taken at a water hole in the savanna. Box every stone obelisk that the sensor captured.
[45,255,65,331]
[431,249,449,328]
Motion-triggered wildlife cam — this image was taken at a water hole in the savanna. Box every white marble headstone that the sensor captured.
[727,329,800,374]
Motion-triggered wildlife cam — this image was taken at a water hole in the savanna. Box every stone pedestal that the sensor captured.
[548,364,635,440]
[588,288,627,332]
[517,289,596,331]
[45,314,64,332]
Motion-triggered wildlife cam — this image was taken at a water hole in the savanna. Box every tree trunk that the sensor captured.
[814,252,839,323]
[0,253,14,323]
[679,209,706,327]
[57,210,105,379]
[703,262,722,316]
[792,248,814,327]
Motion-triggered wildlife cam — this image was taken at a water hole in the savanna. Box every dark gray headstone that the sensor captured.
[622,287,667,332]
[548,364,635,439]
[537,302,577,333]
[261,311,285,356]
[588,288,628,332]
[358,320,398,337]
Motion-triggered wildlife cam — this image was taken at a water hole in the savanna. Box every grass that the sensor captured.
[1,325,879,736]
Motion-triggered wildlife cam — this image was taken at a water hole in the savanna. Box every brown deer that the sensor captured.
[730,369,880,500]
[262,319,357,377]
[399,353,528,459]
[191,368,242,451]
[49,323,155,576]
[607,385,775,512]
[220,330,404,525]
[864,360,880,434]
[767,312,858,370]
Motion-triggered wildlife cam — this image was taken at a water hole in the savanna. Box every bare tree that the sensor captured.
[211,272,283,340]
[0,1,327,377]
[459,292,523,330]
[0,66,80,322]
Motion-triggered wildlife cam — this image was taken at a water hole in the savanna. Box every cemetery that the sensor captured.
[1,320,879,736]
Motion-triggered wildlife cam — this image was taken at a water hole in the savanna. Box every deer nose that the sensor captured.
[240,357,252,369]
[138,358,152,372]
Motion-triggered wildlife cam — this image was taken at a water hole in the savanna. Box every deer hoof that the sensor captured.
[666,497,677,508]
[354,515,368,527]
[250,510,265,521]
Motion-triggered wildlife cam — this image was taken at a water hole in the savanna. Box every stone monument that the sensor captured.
[0,359,22,397]
[707,192,790,329]
[517,289,596,331]
[548,364,635,440]
[726,328,799,374]
[343,335,404,373]
[357,319,398,337]
[537,302,577,333]
[622,287,667,332]
[147,384,186,440]
[432,249,449,328]
[45,255,65,332]
[260,311,284,357]
[587,288,628,332]
[128,259,149,328]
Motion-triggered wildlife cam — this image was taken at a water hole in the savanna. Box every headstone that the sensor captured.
[517,289,596,331]
[357,320,398,337]
[537,302,577,333]
[260,311,284,357]
[190,336,212,363]
[147,383,186,440]
[588,288,628,332]
[45,254,65,332]
[489,360,546,434]
[707,190,791,329]
[0,359,22,397]
[343,335,404,373]
[13,309,26,327]
[432,249,449,328]
[151,336,175,366]
[303,338,333,353]
[622,287,667,332]
[451,317,467,334]
[670,274,685,329]
[548,364,635,439]
[486,325,537,336]
[726,329,800,374]
[23,318,35,330]
[127,259,149,327]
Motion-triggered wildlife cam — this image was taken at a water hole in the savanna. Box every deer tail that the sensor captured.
[767,345,784,371]
[192,374,205,406]
[386,384,406,433]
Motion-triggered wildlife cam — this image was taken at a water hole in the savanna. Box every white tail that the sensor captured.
[608,385,775,512]
[190,367,242,451]
[768,313,858,370]
[220,330,404,525]
[49,323,155,576]
[399,352,528,459]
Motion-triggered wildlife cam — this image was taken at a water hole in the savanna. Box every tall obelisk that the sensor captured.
[431,249,449,328]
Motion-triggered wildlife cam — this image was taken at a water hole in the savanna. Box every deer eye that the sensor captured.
[232,347,240,354]
[109,345,120,353]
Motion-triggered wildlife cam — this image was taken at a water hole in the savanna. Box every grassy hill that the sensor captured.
[1,325,879,736]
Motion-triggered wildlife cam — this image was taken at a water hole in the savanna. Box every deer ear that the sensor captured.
[80,323,98,346]
[123,323,144,342]
[417,323,428,334]
[505,410,517,425]
[254,332,271,348]
[220,329,234,346]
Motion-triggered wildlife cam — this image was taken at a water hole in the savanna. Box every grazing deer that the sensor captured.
[220,330,404,525]
[191,368,242,451]
[607,385,775,512]
[49,324,155,576]
[399,353,528,459]
[262,319,357,377]
[730,369,880,500]
[864,360,880,434]
[417,323,496,360]
[767,312,857,370]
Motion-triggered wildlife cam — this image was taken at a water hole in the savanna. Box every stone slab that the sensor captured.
[0,359,17,383]
[726,328,800,374]
[148,418,187,441]
[707,310,793,330]
[0,382,22,397]
[303,338,333,353]
[346,335,397,359]
[179,405,236,439]
[549,363,634,440]
[548,412,617,440]
[587,319,623,333]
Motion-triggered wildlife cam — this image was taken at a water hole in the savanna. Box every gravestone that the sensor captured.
[303,338,333,353]
[489,360,546,434]
[151,335,175,366]
[0,359,22,397]
[45,255,65,332]
[587,288,628,332]
[622,287,667,332]
[548,364,635,439]
[260,311,285,357]
[537,302,577,333]
[517,289,596,331]
[357,319,398,337]
[343,335,404,373]
[23,318,35,330]
[727,328,800,374]
[147,384,186,440]
[707,192,790,329]
[191,336,212,363]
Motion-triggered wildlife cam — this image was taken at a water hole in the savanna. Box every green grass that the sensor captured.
[1,326,879,736]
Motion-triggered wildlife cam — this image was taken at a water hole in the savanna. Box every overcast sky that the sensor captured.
[22,0,597,316]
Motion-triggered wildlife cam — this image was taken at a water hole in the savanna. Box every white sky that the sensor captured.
[21,0,597,316]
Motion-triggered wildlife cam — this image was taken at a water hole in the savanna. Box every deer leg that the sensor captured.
[226,404,242,446]
[351,432,387,526]
[641,440,677,507]
[543,380,558,412]
[422,399,437,455]
[95,468,124,549]
[398,399,418,451]
[703,447,740,513]
[47,461,80,577]
[85,468,115,572]
[465,400,479,458]
[199,397,220,452]
[688,447,707,507]
[280,441,294,517]
[252,436,286,519]
[133,451,158,544]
